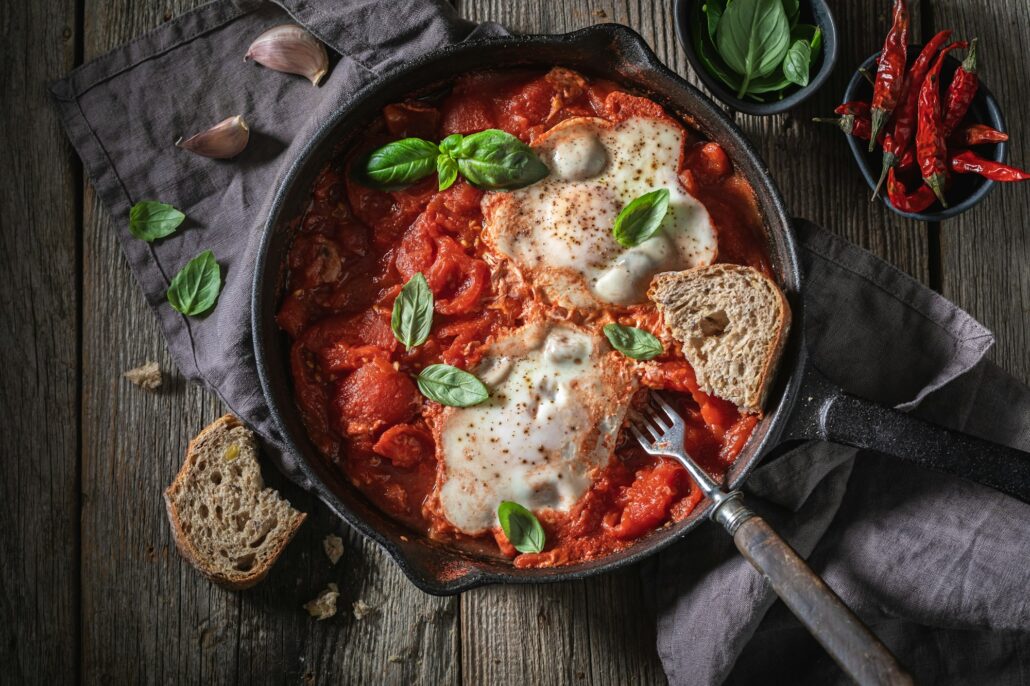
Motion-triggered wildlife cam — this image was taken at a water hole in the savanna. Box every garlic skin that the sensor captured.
[175,115,250,159]
[245,24,329,86]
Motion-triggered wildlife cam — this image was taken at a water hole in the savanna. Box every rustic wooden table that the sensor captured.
[3,0,1028,683]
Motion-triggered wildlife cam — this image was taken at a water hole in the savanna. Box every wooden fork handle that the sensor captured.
[716,499,913,685]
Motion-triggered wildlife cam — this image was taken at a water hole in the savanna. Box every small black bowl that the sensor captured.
[674,0,839,115]
[843,46,1008,221]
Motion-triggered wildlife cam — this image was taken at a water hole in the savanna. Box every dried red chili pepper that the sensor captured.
[950,123,1008,147]
[886,166,936,212]
[871,30,956,198]
[869,0,910,151]
[917,45,961,207]
[942,38,979,138]
[949,149,1030,182]
[813,115,873,139]
[834,101,871,117]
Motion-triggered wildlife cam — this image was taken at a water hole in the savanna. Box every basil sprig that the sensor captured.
[603,323,664,361]
[167,250,221,316]
[129,200,185,242]
[694,0,822,102]
[497,501,546,554]
[363,137,440,189]
[449,130,550,190]
[361,129,548,192]
[391,273,434,350]
[612,189,670,248]
[417,364,489,407]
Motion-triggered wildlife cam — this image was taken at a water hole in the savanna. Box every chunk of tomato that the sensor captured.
[606,459,684,540]
[373,424,434,468]
[333,358,420,436]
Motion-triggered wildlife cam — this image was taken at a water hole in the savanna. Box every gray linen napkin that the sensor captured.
[51,2,1030,683]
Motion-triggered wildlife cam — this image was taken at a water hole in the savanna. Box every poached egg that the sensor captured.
[482,114,718,310]
[433,322,636,534]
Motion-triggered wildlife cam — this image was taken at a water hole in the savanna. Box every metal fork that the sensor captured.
[633,393,912,686]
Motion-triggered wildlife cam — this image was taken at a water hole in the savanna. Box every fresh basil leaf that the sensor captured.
[439,133,463,158]
[702,0,725,41]
[692,3,746,94]
[129,200,185,242]
[612,189,670,248]
[783,38,812,87]
[437,154,458,191]
[782,0,800,28]
[792,24,822,57]
[452,129,549,190]
[603,323,664,361]
[744,71,792,94]
[362,137,440,189]
[417,364,489,407]
[716,0,791,97]
[391,273,434,350]
[167,250,221,316]
[497,501,545,554]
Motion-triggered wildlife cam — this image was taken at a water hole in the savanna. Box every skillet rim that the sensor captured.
[251,23,805,595]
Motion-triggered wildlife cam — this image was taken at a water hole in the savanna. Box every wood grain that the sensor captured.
[0,0,80,683]
[79,1,457,684]
[929,0,1030,385]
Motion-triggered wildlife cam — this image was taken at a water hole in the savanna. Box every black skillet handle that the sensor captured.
[713,496,913,686]
[785,365,1030,503]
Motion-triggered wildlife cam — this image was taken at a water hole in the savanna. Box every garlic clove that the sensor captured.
[245,24,329,86]
[175,115,250,159]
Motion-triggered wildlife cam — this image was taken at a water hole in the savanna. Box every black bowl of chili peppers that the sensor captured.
[841,41,1010,220]
[816,0,1027,221]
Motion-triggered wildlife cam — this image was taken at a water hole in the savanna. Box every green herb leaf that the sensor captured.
[439,133,463,157]
[129,200,185,242]
[782,0,800,28]
[497,501,546,554]
[603,323,664,360]
[452,129,549,190]
[692,3,746,94]
[167,250,221,316]
[783,38,812,87]
[417,364,489,407]
[702,0,725,41]
[391,273,434,350]
[716,0,791,97]
[362,137,440,189]
[437,154,458,191]
[612,189,670,248]
[793,24,822,59]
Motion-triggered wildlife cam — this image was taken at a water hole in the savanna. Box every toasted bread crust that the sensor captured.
[164,415,306,590]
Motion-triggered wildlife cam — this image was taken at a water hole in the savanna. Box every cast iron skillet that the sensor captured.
[252,25,1030,596]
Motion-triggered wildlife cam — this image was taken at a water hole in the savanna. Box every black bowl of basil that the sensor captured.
[675,0,839,115]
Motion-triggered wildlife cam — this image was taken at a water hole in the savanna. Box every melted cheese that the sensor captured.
[482,115,718,310]
[433,323,635,534]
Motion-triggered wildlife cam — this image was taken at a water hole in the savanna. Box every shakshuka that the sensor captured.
[277,68,772,568]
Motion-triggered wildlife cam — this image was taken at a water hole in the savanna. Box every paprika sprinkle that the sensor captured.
[917,43,966,207]
[949,150,1030,182]
[942,38,979,138]
[869,0,910,151]
[871,30,955,199]
[950,123,1008,147]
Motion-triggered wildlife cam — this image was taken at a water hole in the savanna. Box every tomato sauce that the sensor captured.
[277,68,771,567]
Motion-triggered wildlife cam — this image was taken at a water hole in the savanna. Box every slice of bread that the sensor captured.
[648,265,790,413]
[164,415,306,590]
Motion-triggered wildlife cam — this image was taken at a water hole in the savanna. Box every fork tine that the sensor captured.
[629,423,651,446]
[642,412,667,437]
[646,402,671,430]
[650,392,680,425]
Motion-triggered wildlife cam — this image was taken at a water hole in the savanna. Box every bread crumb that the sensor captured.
[352,599,375,620]
[323,534,344,565]
[388,654,404,664]
[593,9,608,18]
[123,361,162,390]
[304,583,340,620]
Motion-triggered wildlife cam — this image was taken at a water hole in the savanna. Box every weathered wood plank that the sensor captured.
[0,0,80,683]
[79,2,457,684]
[930,0,1030,384]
